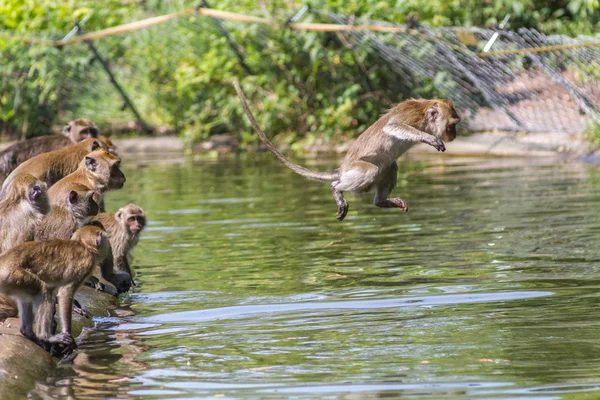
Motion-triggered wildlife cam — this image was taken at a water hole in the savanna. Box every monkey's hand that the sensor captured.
[424,137,446,152]
[46,332,77,358]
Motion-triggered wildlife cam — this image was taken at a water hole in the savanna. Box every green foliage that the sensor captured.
[584,122,600,148]
[1,0,599,141]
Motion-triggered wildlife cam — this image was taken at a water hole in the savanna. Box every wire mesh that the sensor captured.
[1,7,599,137]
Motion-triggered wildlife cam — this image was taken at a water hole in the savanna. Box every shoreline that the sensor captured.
[109,131,594,160]
[0,131,592,159]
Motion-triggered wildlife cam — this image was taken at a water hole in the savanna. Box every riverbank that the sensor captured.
[110,131,592,159]
[0,130,591,159]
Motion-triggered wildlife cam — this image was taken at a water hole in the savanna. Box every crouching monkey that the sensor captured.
[0,225,108,356]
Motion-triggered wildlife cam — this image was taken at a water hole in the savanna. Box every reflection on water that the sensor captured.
[31,152,600,399]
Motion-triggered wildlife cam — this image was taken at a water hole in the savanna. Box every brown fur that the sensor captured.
[47,148,125,204]
[35,183,100,241]
[99,136,117,155]
[0,119,100,186]
[0,225,108,355]
[234,81,461,221]
[0,174,50,321]
[0,174,50,253]
[2,138,109,191]
[91,204,145,294]
[63,118,99,142]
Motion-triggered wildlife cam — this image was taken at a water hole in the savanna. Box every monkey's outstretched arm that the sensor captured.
[383,123,445,152]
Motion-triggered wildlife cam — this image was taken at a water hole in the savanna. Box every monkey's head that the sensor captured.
[60,183,100,222]
[72,225,109,258]
[425,100,461,143]
[4,174,50,214]
[63,119,99,143]
[82,149,126,191]
[116,203,146,235]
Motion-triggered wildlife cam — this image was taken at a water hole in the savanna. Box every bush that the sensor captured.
[1,0,598,142]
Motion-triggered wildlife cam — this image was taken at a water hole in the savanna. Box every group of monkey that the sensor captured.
[0,82,461,359]
[0,119,146,357]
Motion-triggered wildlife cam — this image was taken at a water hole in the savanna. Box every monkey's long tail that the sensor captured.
[233,80,339,183]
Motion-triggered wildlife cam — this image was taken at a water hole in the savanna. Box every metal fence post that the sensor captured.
[72,20,153,134]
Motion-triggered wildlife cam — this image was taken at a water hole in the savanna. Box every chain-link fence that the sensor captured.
[327,10,600,133]
[2,6,599,137]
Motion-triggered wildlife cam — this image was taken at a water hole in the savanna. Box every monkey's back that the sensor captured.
[340,99,432,172]
[5,240,96,285]
[35,207,78,241]
[341,113,396,171]
[0,135,73,175]
[3,141,94,191]
[92,213,129,255]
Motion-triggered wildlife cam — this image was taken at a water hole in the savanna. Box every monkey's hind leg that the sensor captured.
[331,184,349,221]
[373,162,408,212]
[333,161,380,221]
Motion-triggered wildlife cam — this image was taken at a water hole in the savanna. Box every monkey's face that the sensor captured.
[427,101,461,143]
[108,160,126,190]
[117,205,146,235]
[64,119,99,143]
[84,150,126,190]
[127,214,146,235]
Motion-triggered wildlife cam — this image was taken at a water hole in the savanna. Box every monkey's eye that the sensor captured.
[127,217,135,222]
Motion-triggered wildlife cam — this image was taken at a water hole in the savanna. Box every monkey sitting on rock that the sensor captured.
[234,80,461,221]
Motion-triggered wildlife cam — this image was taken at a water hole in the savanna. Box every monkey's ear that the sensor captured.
[91,141,101,151]
[115,210,123,221]
[96,231,104,247]
[63,123,72,136]
[69,191,78,205]
[85,156,97,172]
[427,107,438,122]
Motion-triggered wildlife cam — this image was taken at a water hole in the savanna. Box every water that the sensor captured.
[30,152,600,399]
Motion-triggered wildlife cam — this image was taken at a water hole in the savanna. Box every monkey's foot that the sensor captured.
[336,203,349,221]
[389,197,408,212]
[20,328,49,351]
[375,198,408,212]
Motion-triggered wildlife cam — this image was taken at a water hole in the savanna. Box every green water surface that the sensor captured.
[31,151,600,399]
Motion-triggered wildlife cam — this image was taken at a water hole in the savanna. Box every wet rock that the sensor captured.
[0,286,120,396]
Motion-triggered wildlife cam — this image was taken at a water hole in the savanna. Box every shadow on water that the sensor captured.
[29,152,600,399]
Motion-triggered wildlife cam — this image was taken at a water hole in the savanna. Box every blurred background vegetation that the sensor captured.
[0,0,599,144]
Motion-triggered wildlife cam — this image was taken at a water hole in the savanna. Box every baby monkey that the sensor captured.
[233,81,460,221]
[0,225,108,355]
